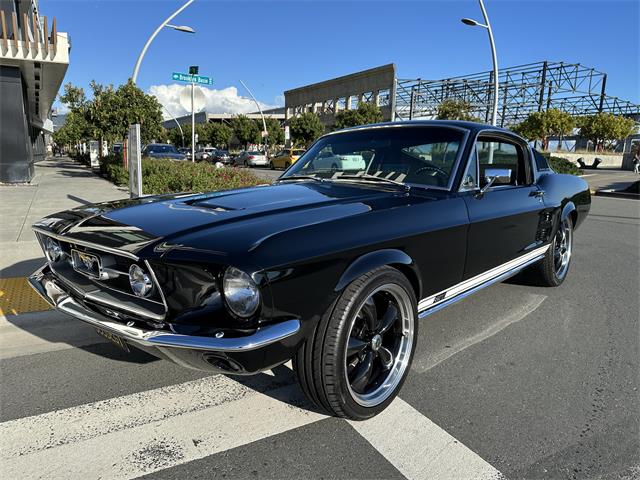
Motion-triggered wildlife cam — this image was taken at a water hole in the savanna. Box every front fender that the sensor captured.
[561,201,576,224]
[335,249,421,298]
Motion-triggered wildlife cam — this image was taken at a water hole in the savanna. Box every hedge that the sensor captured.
[98,154,264,194]
[540,152,582,175]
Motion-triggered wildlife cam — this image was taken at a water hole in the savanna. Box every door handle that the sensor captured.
[529,190,545,198]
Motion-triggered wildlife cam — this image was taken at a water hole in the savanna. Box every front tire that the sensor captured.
[293,266,418,420]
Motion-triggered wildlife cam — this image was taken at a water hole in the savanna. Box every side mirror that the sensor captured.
[479,168,512,195]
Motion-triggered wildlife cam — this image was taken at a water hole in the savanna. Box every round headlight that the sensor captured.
[129,264,154,298]
[45,237,63,262]
[223,267,260,318]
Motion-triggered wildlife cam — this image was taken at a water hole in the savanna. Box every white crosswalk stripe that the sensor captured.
[350,399,502,479]
[1,317,503,479]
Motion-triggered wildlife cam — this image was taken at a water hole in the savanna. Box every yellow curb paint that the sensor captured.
[0,277,52,316]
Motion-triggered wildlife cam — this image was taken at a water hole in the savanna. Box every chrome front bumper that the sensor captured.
[28,265,302,372]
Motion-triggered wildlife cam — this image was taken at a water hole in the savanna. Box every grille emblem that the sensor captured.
[71,249,102,278]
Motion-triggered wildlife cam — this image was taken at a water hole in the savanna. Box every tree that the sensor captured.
[289,112,324,147]
[207,123,234,148]
[74,80,164,146]
[52,109,91,148]
[230,115,260,148]
[512,109,575,150]
[262,117,285,146]
[436,100,478,122]
[577,113,636,151]
[334,103,383,130]
[59,83,87,110]
[166,126,185,147]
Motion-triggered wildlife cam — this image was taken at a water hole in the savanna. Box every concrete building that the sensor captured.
[0,0,69,183]
[284,64,396,129]
[161,107,285,130]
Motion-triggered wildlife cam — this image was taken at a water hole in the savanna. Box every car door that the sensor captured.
[462,133,547,279]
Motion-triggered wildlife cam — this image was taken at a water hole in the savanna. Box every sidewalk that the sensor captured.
[0,157,126,279]
[580,169,639,192]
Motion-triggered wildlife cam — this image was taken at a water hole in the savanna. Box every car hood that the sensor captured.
[33,182,428,258]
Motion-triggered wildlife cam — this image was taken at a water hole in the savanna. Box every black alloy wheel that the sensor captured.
[293,266,418,420]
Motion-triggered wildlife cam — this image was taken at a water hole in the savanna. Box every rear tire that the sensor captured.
[293,266,418,420]
[534,216,573,287]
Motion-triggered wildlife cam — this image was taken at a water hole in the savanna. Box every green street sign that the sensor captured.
[171,72,212,86]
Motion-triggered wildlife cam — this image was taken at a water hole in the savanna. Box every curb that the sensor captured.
[595,190,640,200]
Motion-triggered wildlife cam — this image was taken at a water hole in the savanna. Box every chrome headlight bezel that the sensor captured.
[44,237,63,263]
[222,267,261,318]
[129,264,154,298]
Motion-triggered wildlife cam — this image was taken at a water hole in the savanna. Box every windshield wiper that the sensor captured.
[333,173,409,190]
[276,175,323,183]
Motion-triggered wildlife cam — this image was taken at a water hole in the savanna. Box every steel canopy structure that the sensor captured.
[395,61,640,126]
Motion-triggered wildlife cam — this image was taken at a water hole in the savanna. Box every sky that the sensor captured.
[47,0,640,118]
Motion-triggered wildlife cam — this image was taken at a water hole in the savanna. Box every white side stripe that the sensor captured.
[418,245,549,312]
[350,398,502,480]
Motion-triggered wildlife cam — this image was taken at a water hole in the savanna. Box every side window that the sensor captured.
[533,150,550,170]
[476,138,528,187]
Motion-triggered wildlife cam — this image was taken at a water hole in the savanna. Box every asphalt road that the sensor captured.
[1,196,638,479]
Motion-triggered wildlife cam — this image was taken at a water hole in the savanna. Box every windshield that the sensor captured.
[283,126,466,189]
[147,145,178,154]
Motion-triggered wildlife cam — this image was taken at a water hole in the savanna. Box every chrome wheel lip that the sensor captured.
[344,283,415,408]
[554,218,573,279]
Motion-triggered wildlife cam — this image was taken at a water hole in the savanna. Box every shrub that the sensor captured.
[98,155,264,194]
[539,152,582,175]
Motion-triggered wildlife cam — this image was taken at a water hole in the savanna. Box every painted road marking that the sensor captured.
[350,398,502,480]
[1,380,324,480]
[0,276,51,316]
[1,374,502,479]
[413,293,547,373]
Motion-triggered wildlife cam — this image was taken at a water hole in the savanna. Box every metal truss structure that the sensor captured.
[395,61,640,126]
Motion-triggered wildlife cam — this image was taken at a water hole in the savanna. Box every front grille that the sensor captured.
[35,232,167,321]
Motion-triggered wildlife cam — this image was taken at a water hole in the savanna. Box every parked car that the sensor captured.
[233,150,268,167]
[28,120,590,420]
[142,143,186,161]
[310,150,367,172]
[178,147,191,156]
[211,150,231,164]
[195,147,218,162]
[270,148,306,170]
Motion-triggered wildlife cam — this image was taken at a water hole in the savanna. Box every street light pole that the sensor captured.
[239,79,269,156]
[462,0,499,126]
[163,106,185,147]
[131,0,196,84]
[191,82,196,162]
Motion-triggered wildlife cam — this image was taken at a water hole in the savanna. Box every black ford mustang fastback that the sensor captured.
[29,121,590,419]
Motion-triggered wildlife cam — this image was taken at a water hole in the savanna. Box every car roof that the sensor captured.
[325,119,515,137]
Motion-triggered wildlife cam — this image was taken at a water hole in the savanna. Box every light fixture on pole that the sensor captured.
[239,80,269,157]
[131,0,196,84]
[461,0,499,126]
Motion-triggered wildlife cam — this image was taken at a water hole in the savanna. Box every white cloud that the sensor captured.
[148,84,277,120]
